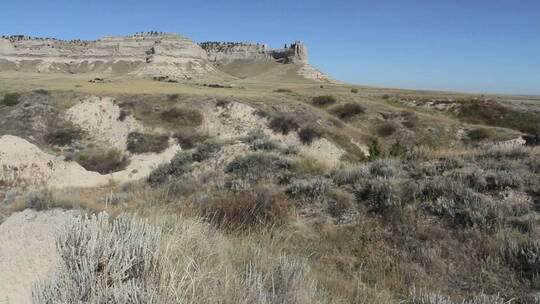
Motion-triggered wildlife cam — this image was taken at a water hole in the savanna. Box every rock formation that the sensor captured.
[199,40,308,64]
[0,32,334,82]
[0,33,214,78]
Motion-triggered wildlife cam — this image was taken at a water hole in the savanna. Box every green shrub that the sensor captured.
[274,88,293,93]
[167,93,180,101]
[243,130,278,151]
[250,138,278,151]
[331,167,368,186]
[76,149,130,174]
[417,175,503,229]
[355,177,402,214]
[126,132,169,154]
[283,144,300,155]
[351,88,359,93]
[117,109,129,121]
[173,128,208,149]
[225,153,275,177]
[365,140,383,161]
[389,139,408,158]
[147,151,194,186]
[368,159,400,178]
[286,177,327,198]
[192,140,221,162]
[147,141,221,186]
[45,122,83,146]
[298,126,321,145]
[467,128,495,141]
[328,103,365,119]
[458,101,540,136]
[225,153,283,187]
[311,95,337,107]
[268,117,299,135]
[33,89,50,95]
[160,108,203,126]
[215,99,231,107]
[1,93,21,106]
[376,123,398,137]
[160,180,198,202]
[501,238,540,279]
[484,170,523,191]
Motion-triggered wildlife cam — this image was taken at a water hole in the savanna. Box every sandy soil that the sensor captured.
[0,209,74,304]
[0,135,181,191]
[66,96,144,151]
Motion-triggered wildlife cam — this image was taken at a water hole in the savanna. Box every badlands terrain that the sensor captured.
[0,33,539,304]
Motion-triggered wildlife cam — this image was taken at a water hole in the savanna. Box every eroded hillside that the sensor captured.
[0,57,539,303]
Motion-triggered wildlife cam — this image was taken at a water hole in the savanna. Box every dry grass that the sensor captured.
[3,145,540,303]
[2,73,540,303]
[291,156,329,176]
[200,187,291,230]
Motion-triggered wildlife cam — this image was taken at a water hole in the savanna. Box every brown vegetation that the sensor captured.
[126,132,169,154]
[160,107,203,126]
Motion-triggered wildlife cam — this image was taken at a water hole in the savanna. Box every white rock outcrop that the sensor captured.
[0,33,335,82]
[0,33,215,77]
[0,135,180,191]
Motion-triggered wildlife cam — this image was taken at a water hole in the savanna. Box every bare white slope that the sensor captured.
[0,135,180,190]
[0,209,74,304]
[65,96,144,151]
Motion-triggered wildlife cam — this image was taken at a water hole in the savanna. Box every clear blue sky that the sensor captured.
[2,0,539,95]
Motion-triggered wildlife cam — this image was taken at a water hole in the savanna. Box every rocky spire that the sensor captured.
[292,40,308,64]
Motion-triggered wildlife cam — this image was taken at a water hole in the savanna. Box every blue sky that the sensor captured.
[2,0,539,95]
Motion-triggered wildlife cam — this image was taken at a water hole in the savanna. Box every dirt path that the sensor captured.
[0,209,74,304]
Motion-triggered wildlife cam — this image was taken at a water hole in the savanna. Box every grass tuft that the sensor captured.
[328,103,365,119]
[1,93,21,106]
[311,95,337,107]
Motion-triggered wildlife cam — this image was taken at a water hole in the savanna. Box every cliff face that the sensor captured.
[200,42,269,62]
[1,33,207,59]
[0,33,213,77]
[0,33,333,82]
[199,40,308,64]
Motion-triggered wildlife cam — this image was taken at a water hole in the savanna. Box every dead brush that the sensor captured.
[200,187,291,230]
